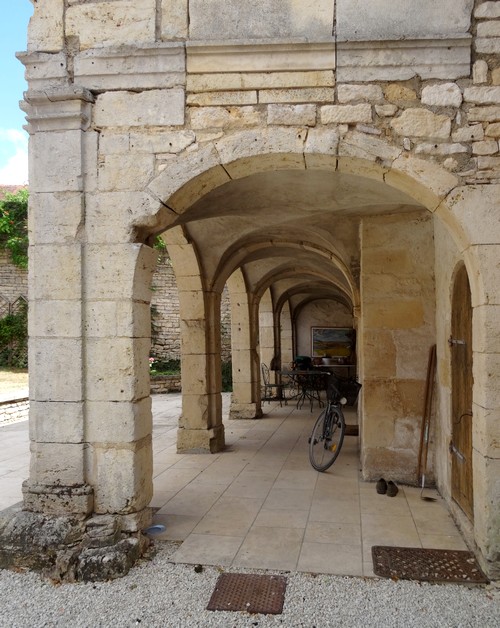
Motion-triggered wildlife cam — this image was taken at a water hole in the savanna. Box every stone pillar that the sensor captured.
[83,243,157,517]
[166,229,225,452]
[259,289,275,369]
[227,270,262,419]
[359,211,436,483]
[280,302,294,368]
[23,88,95,516]
[470,246,500,579]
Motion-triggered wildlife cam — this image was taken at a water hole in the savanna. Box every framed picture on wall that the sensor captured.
[311,327,355,359]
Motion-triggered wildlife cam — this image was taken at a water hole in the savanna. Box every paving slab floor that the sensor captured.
[0,393,468,577]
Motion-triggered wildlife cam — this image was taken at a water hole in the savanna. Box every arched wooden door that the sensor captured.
[450,265,474,520]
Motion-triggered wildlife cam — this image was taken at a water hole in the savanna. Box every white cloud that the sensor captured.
[0,128,29,185]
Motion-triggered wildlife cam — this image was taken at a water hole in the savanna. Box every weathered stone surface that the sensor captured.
[321,104,372,124]
[30,131,84,193]
[415,143,468,156]
[90,440,153,514]
[421,83,463,107]
[475,37,500,53]
[267,104,316,126]
[259,87,335,104]
[339,131,401,163]
[187,71,335,92]
[27,0,64,52]
[477,20,500,37]
[29,401,84,444]
[384,84,417,103]
[161,0,188,39]
[493,67,500,85]
[375,104,398,117]
[86,399,152,444]
[189,106,264,130]
[485,122,500,137]
[187,91,257,106]
[337,84,384,104]
[464,86,500,104]
[30,442,85,487]
[337,0,473,40]
[473,59,489,84]
[472,140,499,155]
[74,44,186,91]
[98,153,155,192]
[337,39,471,82]
[390,109,451,139]
[188,0,334,40]
[475,2,500,19]
[94,90,185,127]
[452,124,485,142]
[66,1,156,50]
[187,40,336,74]
[468,106,500,122]
[387,154,458,209]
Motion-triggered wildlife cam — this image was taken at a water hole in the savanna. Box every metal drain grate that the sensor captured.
[372,546,488,584]
[207,573,287,614]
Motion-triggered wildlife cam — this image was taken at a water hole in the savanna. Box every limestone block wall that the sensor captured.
[296,300,353,358]
[150,254,231,361]
[0,250,28,307]
[360,211,436,483]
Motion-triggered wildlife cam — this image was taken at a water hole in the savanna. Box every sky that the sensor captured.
[0,2,33,185]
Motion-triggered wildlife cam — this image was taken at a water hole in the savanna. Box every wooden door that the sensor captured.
[450,265,474,520]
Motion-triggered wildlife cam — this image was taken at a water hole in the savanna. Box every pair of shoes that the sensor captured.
[375,478,399,497]
[386,481,399,497]
[376,478,387,494]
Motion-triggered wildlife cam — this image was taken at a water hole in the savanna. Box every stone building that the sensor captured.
[2,0,499,580]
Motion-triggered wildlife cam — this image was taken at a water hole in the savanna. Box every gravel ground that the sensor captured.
[1,542,498,628]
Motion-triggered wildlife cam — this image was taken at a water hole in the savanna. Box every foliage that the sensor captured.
[0,301,28,368]
[221,360,233,392]
[150,357,181,376]
[0,189,29,269]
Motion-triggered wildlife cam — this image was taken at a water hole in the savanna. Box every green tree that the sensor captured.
[0,189,28,269]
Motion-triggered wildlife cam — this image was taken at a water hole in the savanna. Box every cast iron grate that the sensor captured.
[207,573,287,614]
[372,546,488,584]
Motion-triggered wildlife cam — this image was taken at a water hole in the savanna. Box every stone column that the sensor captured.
[166,229,225,452]
[280,302,294,367]
[83,243,157,519]
[470,245,500,579]
[23,88,95,516]
[259,289,275,369]
[227,270,262,419]
[359,211,436,483]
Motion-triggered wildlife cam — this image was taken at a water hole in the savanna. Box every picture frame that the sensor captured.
[311,327,355,358]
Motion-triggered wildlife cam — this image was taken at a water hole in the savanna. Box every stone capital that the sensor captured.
[21,86,95,133]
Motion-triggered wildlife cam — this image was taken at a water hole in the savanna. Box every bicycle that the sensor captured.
[308,375,348,472]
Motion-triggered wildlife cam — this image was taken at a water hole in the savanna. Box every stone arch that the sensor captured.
[143,129,486,302]
[140,128,498,578]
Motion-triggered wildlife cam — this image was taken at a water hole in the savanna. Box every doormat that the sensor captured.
[207,573,287,614]
[345,424,359,436]
[372,546,488,584]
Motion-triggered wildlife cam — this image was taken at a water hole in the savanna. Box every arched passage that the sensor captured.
[134,131,499,578]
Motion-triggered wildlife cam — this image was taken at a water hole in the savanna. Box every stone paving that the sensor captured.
[0,393,467,577]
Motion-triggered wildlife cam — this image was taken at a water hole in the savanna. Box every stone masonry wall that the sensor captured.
[0,250,28,310]
[150,254,231,361]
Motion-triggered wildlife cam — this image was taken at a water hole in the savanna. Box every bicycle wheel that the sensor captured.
[308,406,345,471]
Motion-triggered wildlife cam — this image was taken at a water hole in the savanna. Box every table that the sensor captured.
[278,370,330,411]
